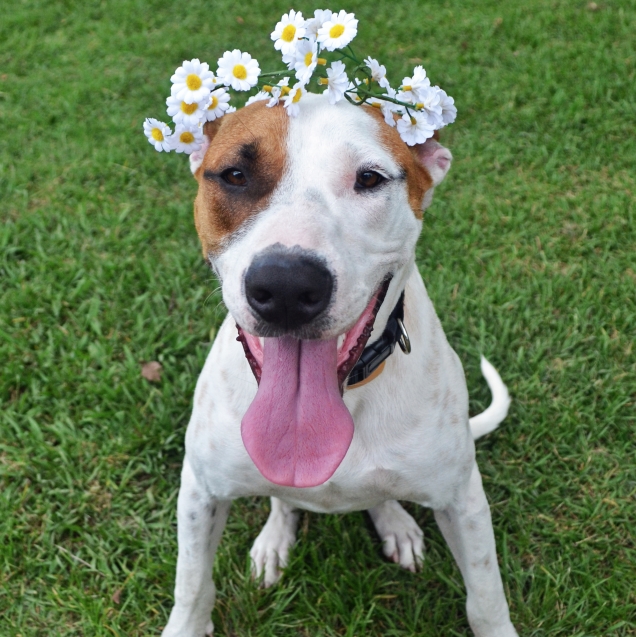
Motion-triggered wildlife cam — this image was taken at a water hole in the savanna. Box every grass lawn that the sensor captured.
[1,0,634,635]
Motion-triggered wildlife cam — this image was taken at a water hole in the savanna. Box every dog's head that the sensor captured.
[191,94,451,338]
[189,94,452,487]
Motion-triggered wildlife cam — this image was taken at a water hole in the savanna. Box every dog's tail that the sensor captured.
[468,356,511,440]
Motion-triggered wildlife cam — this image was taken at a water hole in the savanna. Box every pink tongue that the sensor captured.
[241,336,354,488]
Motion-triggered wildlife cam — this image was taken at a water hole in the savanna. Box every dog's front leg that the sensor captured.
[368,500,424,572]
[433,463,518,637]
[162,458,231,637]
[250,497,299,587]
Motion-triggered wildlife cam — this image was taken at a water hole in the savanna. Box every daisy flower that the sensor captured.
[364,57,390,89]
[271,10,306,56]
[245,90,271,106]
[412,84,443,128]
[396,110,436,146]
[203,87,231,120]
[293,39,320,85]
[170,125,204,154]
[436,87,457,125]
[317,10,358,51]
[143,118,172,152]
[166,94,208,127]
[318,60,348,105]
[265,77,290,107]
[283,82,305,117]
[399,65,430,103]
[217,50,261,91]
[305,9,332,40]
[170,59,215,104]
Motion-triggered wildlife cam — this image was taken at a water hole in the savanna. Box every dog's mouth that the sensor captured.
[237,279,391,488]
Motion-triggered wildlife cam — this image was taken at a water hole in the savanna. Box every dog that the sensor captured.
[160,94,518,637]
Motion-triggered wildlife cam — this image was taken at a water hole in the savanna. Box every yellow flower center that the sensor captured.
[292,89,303,103]
[180,101,199,115]
[208,96,218,109]
[317,57,327,66]
[151,128,164,141]
[233,64,247,80]
[403,84,412,92]
[281,86,291,95]
[263,85,273,92]
[186,74,202,90]
[329,24,345,39]
[410,116,417,125]
[180,131,195,144]
[318,77,329,86]
[371,102,382,109]
[304,52,314,67]
[281,24,297,42]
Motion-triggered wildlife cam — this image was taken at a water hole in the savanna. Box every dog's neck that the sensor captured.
[345,260,415,389]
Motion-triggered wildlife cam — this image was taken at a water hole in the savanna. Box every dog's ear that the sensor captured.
[410,137,452,187]
[189,119,223,176]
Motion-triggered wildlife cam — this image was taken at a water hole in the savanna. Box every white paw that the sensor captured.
[250,503,299,588]
[161,617,213,637]
[368,500,424,572]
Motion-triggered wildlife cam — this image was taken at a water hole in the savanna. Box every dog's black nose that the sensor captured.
[245,248,333,330]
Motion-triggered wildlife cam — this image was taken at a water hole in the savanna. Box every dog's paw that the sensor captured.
[161,618,213,637]
[250,502,299,588]
[368,500,424,572]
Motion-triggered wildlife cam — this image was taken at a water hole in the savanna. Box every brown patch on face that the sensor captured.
[363,106,434,218]
[193,101,289,256]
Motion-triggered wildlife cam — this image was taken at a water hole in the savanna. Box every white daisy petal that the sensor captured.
[271,10,306,56]
[317,10,358,51]
[413,84,443,128]
[364,57,390,89]
[166,94,208,127]
[245,90,271,106]
[436,86,457,125]
[293,39,319,85]
[170,59,215,104]
[143,118,173,152]
[318,60,349,105]
[217,49,261,91]
[204,87,231,120]
[283,82,306,117]
[305,9,332,40]
[380,87,404,126]
[170,125,204,154]
[368,89,402,128]
[400,65,431,103]
[396,110,436,146]
[265,77,290,107]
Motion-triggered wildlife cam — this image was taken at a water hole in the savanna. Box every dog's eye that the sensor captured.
[355,170,384,190]
[221,168,247,186]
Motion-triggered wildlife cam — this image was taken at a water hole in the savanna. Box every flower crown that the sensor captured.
[143,9,457,156]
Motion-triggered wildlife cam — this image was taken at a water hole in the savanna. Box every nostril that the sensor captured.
[252,288,273,304]
[298,291,321,306]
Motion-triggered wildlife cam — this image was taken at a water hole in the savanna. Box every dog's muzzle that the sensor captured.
[244,245,333,332]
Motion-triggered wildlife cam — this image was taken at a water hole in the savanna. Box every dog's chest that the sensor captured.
[187,387,472,513]
[269,465,432,513]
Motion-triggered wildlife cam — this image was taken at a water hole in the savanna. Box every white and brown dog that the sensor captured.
[161,94,518,637]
